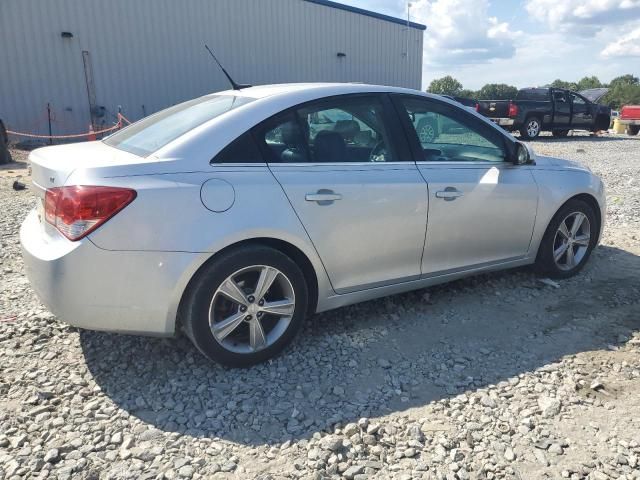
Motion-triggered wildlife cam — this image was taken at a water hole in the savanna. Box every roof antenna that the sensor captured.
[204,44,251,90]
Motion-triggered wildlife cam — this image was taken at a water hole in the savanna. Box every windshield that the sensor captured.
[104,95,255,156]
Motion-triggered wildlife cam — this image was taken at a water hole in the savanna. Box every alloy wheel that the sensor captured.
[527,119,540,138]
[552,212,591,271]
[209,265,296,354]
[419,124,436,143]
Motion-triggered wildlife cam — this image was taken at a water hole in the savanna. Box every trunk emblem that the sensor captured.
[49,177,55,183]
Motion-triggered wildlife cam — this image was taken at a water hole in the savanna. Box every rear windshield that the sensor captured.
[516,89,549,101]
[104,95,255,156]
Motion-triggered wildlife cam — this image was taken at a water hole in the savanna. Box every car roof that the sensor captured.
[212,82,427,99]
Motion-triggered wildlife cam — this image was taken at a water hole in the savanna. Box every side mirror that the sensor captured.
[513,142,531,165]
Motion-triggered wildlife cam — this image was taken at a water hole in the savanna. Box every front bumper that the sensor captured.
[489,118,515,127]
[20,210,200,336]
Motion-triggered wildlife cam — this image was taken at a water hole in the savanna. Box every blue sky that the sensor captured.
[338,0,640,90]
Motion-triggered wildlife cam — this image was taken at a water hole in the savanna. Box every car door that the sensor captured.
[254,94,429,294]
[392,95,538,276]
[552,90,571,129]
[570,93,593,129]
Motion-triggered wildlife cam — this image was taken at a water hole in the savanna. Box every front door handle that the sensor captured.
[435,188,463,201]
[305,189,342,204]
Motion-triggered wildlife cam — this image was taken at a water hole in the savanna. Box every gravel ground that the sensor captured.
[1,133,639,480]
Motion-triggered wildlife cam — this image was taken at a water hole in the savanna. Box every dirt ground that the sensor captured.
[1,134,639,480]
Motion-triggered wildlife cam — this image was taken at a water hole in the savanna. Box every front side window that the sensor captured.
[105,95,255,157]
[255,96,397,163]
[399,97,507,163]
[572,94,586,105]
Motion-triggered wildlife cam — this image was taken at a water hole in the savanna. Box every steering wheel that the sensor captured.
[369,141,387,162]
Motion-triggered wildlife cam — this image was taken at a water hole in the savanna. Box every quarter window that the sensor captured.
[212,132,264,164]
[399,97,507,163]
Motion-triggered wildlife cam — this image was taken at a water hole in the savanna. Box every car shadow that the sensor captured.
[81,245,640,446]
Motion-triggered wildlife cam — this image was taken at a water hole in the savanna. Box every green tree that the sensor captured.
[608,74,639,88]
[576,76,602,90]
[476,83,519,100]
[427,76,463,96]
[458,89,477,99]
[603,84,640,110]
[549,79,578,90]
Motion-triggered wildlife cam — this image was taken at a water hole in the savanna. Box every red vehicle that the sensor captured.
[620,105,640,136]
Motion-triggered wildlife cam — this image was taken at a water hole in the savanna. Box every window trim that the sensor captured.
[251,93,413,165]
[390,93,516,164]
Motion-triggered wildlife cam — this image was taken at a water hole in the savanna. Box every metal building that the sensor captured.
[0,0,425,138]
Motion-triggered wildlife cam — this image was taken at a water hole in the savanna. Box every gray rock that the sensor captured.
[44,448,60,463]
[343,465,364,479]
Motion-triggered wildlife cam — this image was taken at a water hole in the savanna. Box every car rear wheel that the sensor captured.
[552,129,569,138]
[535,199,598,279]
[520,116,542,140]
[627,125,640,136]
[182,245,308,367]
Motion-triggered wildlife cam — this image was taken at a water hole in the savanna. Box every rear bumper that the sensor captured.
[619,119,640,125]
[20,210,200,336]
[489,118,515,127]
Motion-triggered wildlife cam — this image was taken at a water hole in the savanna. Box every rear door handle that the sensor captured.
[305,190,342,204]
[435,189,463,201]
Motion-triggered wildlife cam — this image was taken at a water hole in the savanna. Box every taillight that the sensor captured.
[44,186,136,241]
[508,102,519,118]
[475,103,480,112]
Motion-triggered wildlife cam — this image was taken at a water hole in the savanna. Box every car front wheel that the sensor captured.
[535,199,598,279]
[182,245,308,367]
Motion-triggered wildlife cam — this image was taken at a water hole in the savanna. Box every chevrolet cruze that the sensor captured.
[21,83,605,366]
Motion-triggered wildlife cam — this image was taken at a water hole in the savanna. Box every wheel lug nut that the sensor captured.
[248,296,255,303]
[245,315,252,320]
[258,299,264,306]
[240,306,247,312]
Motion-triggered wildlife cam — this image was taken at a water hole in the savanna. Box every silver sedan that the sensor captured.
[21,83,605,366]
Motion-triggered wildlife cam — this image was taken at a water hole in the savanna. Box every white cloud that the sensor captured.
[526,0,640,36]
[410,0,521,65]
[602,25,640,56]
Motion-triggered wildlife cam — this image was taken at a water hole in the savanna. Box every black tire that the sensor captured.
[627,125,640,136]
[182,245,308,367]
[520,116,542,140]
[535,199,598,279]
[552,129,569,138]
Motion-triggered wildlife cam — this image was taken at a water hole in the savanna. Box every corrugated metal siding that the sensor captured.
[0,0,423,137]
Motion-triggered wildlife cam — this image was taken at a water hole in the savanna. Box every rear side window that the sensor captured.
[516,89,549,101]
[104,95,255,157]
[212,132,264,164]
[254,95,399,163]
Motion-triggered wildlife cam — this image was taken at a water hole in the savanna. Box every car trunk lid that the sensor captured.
[29,141,144,193]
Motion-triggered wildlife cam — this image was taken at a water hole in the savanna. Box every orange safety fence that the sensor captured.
[6,113,132,140]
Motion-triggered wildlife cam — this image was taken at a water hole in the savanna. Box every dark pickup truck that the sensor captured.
[477,87,611,139]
